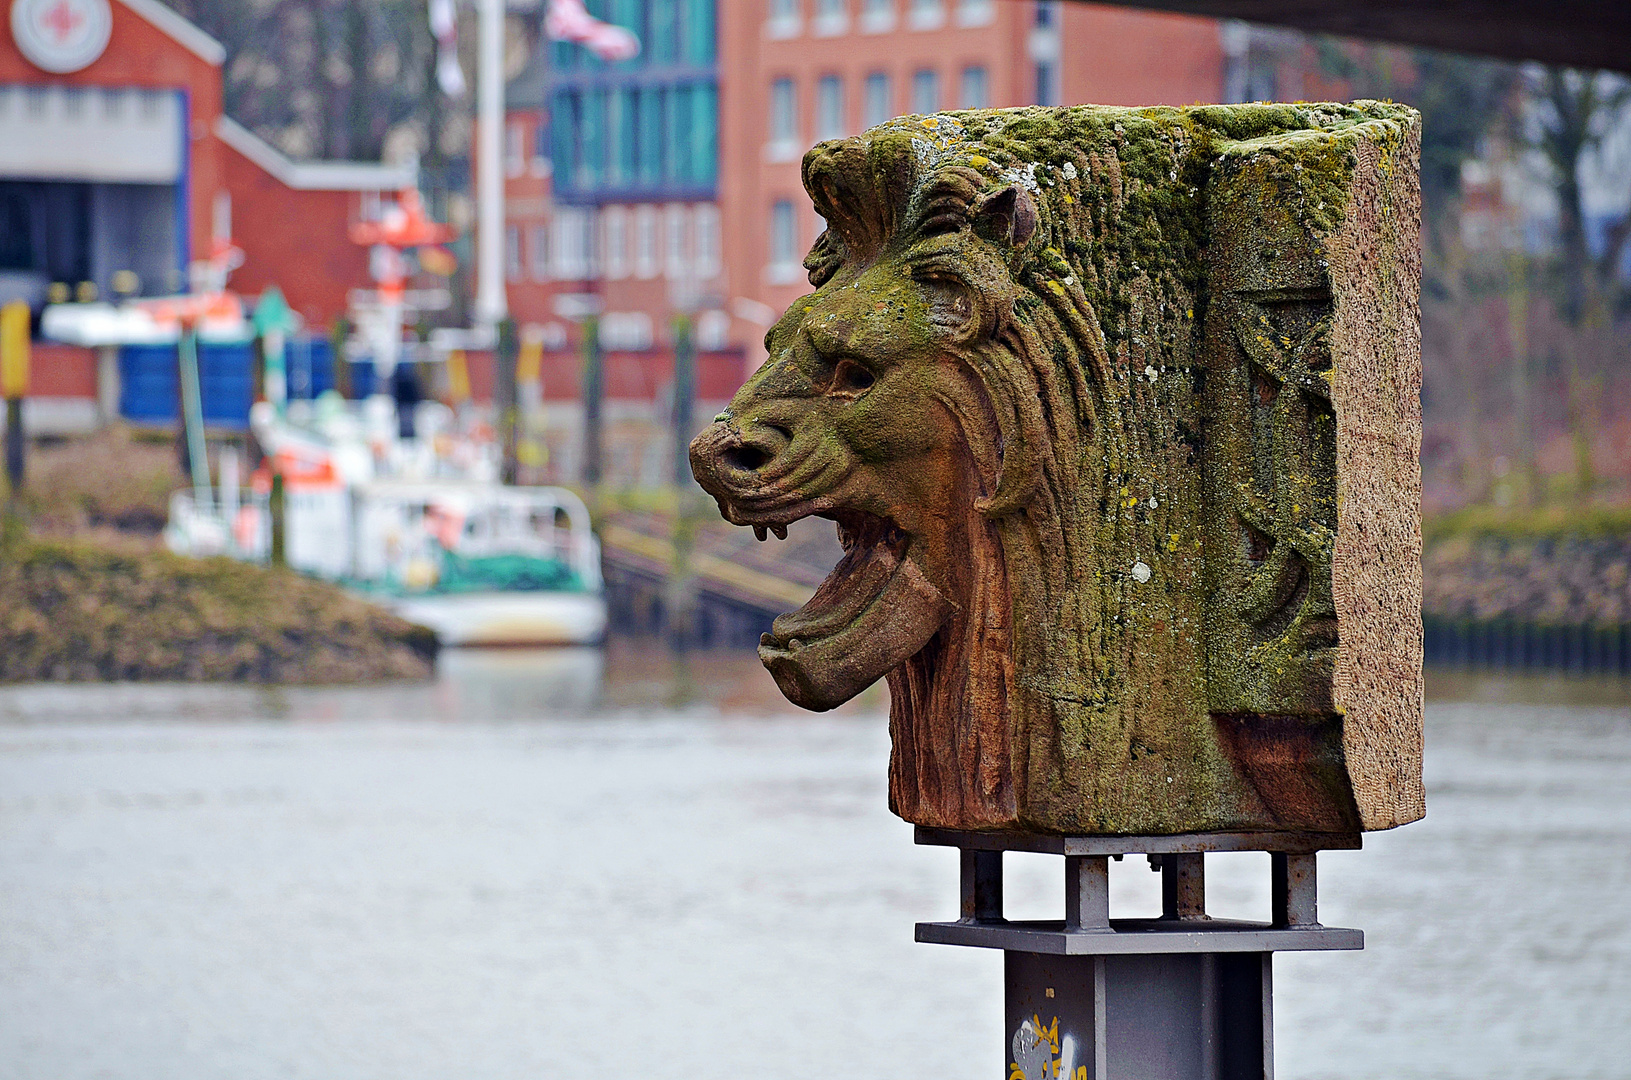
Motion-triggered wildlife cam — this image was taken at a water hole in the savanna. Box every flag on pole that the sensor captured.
[545,0,640,62]
[429,0,466,97]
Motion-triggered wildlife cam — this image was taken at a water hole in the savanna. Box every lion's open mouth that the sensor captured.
[753,510,954,711]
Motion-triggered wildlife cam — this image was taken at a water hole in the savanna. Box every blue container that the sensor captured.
[198,341,254,427]
[118,343,177,424]
[118,341,255,429]
[287,336,337,399]
[346,359,376,399]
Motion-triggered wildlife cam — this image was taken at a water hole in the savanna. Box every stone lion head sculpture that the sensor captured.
[691,103,1424,836]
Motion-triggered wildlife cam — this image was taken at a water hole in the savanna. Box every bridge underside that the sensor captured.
[1076,0,1630,74]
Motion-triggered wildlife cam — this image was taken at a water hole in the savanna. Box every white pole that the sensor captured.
[475,0,508,332]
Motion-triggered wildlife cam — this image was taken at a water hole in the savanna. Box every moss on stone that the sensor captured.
[706,101,1422,834]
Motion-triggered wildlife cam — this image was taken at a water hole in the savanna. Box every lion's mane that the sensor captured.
[800,104,1387,832]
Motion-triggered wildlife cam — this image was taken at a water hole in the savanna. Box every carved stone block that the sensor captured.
[691,102,1423,836]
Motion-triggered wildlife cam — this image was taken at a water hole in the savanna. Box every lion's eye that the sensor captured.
[830,360,876,398]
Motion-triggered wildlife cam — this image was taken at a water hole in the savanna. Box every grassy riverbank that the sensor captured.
[1423,505,1631,626]
[0,536,436,683]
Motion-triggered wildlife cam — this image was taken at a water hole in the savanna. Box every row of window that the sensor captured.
[506,203,722,283]
[0,84,173,121]
[552,0,716,70]
[766,0,995,37]
[522,310,732,355]
[550,82,719,197]
[767,66,987,152]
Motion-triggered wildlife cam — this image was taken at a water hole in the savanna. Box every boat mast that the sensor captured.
[474,0,508,333]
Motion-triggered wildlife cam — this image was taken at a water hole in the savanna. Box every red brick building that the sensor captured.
[498,0,1247,483]
[724,0,1232,345]
[1,0,411,431]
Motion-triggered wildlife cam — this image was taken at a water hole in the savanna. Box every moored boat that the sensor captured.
[165,395,606,648]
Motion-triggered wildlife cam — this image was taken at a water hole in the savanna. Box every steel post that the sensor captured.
[581,315,603,488]
[4,397,21,494]
[915,828,1360,1080]
[1006,951,1272,1080]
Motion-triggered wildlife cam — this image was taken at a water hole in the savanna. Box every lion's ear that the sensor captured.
[972,185,1037,248]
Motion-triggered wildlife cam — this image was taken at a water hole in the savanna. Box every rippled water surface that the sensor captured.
[1,653,1627,1080]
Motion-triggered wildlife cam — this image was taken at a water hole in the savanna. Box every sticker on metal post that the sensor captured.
[1010,1014,1084,1080]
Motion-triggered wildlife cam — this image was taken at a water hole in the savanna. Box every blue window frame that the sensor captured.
[545,0,720,203]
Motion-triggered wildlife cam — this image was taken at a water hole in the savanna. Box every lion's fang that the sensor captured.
[754,525,768,542]
[772,524,787,540]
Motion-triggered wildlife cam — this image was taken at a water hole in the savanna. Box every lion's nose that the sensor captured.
[689,418,792,489]
[723,420,791,473]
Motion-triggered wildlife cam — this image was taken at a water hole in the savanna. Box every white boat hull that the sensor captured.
[388,591,608,647]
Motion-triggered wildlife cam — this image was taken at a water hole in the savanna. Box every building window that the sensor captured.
[955,0,994,26]
[960,65,988,108]
[768,76,799,160]
[911,69,939,114]
[551,90,579,187]
[696,309,730,350]
[604,91,627,184]
[634,204,660,279]
[541,119,561,177]
[684,82,720,184]
[609,0,644,51]
[583,89,608,186]
[859,0,894,32]
[650,0,678,62]
[1035,61,1058,106]
[665,203,689,279]
[813,0,847,35]
[506,121,525,178]
[816,75,845,141]
[1031,0,1061,106]
[603,206,629,279]
[672,84,695,183]
[767,0,801,38]
[695,204,722,278]
[613,88,637,182]
[529,224,551,281]
[906,0,943,30]
[553,207,593,279]
[769,199,799,282]
[550,75,719,199]
[684,0,717,63]
[638,86,663,185]
[601,311,654,351]
[506,224,523,281]
[863,71,892,128]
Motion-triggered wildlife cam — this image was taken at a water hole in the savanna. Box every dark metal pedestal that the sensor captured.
[913,828,1363,1080]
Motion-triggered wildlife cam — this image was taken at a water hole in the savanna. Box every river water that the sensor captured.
[1,650,1627,1080]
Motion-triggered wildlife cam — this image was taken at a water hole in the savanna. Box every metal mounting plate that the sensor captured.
[915,918,1363,955]
[915,826,1362,856]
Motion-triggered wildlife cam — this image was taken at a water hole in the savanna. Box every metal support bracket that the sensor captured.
[1271,852,1318,927]
[961,848,1004,923]
[1156,852,1208,921]
[1065,855,1111,932]
[916,828,1362,1080]
[916,827,1360,954]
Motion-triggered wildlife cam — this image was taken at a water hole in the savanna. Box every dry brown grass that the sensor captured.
[8,426,184,540]
[0,536,437,683]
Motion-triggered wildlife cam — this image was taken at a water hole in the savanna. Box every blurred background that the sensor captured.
[0,1,1627,1078]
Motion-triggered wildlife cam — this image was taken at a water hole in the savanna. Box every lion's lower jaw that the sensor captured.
[757,545,952,712]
